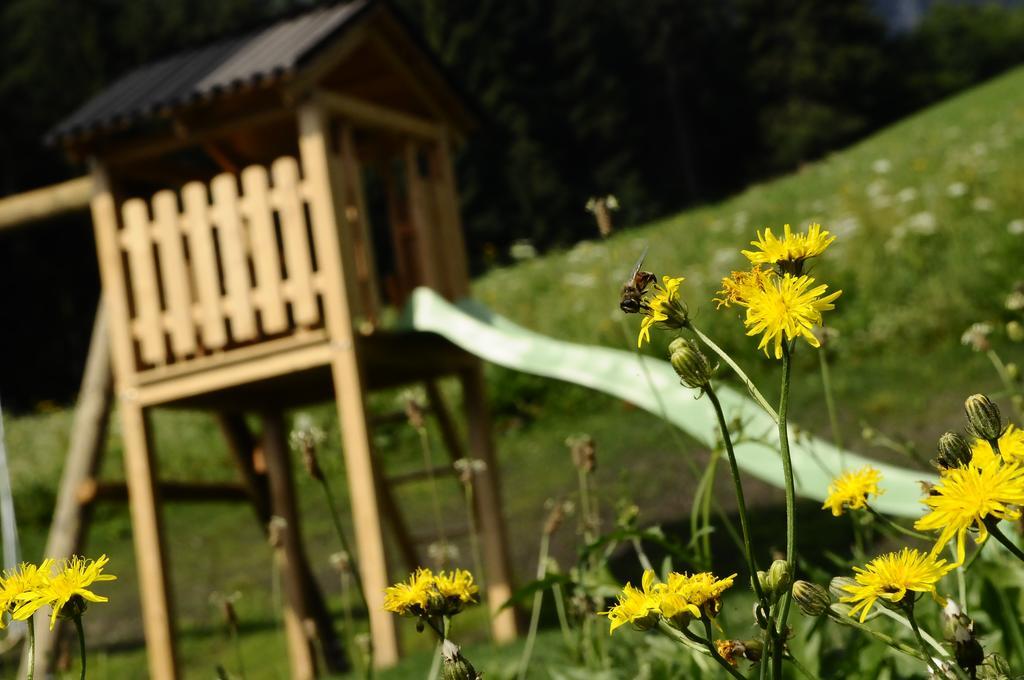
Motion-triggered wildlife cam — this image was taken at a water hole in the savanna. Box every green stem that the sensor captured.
[461,479,486,592]
[551,582,575,655]
[627,323,744,554]
[707,385,767,607]
[691,324,779,422]
[416,426,449,565]
[825,609,925,660]
[577,468,595,543]
[773,343,797,678]
[26,617,35,680]
[517,531,551,680]
[73,615,86,680]
[229,617,248,680]
[786,653,820,680]
[817,349,843,456]
[865,505,930,541]
[904,605,944,677]
[320,477,374,675]
[990,523,1024,564]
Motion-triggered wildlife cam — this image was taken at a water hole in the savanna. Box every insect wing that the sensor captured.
[627,245,649,284]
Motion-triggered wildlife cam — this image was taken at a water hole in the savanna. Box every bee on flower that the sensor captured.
[634,276,690,347]
[822,466,884,517]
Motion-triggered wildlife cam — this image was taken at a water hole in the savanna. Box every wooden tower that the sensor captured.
[43,1,516,677]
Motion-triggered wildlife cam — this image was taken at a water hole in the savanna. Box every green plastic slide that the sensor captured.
[403,287,935,519]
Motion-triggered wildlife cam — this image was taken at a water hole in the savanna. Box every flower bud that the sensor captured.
[792,580,830,617]
[965,394,1004,442]
[1007,363,1020,381]
[741,639,764,663]
[828,576,857,602]
[441,640,481,680]
[668,338,716,390]
[1007,321,1024,343]
[759,560,791,603]
[935,432,973,469]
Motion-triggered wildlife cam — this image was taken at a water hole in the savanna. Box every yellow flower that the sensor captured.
[384,567,435,616]
[839,548,952,622]
[742,223,835,271]
[637,276,688,347]
[742,274,841,359]
[16,555,116,630]
[822,466,884,517]
[433,569,478,604]
[914,458,1024,565]
[659,571,736,619]
[714,265,775,308]
[971,424,1024,468]
[600,569,661,634]
[0,560,53,627]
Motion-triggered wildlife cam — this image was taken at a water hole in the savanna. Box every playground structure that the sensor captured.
[6,1,518,678]
[0,2,942,678]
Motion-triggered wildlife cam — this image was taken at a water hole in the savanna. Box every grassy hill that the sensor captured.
[2,66,1024,677]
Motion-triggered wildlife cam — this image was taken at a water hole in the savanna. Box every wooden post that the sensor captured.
[88,161,179,680]
[119,401,178,680]
[219,412,348,672]
[459,364,518,642]
[298,99,400,667]
[260,412,319,680]
[21,302,113,679]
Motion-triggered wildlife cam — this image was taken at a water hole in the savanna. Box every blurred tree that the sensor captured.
[1,0,1024,407]
[737,0,894,172]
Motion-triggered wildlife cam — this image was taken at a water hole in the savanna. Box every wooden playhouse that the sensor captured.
[33,1,517,677]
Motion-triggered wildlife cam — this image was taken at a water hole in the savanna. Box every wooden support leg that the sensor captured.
[329,357,400,668]
[260,412,319,680]
[370,456,420,573]
[20,302,113,679]
[120,400,178,680]
[459,364,518,643]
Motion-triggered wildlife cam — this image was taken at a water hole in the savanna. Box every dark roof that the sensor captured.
[46,0,373,145]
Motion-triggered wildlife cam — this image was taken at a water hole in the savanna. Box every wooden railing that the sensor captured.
[118,156,325,370]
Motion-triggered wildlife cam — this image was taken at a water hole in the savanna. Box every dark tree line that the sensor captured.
[2,0,1024,408]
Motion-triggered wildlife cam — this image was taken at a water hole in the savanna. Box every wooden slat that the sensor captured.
[404,142,444,291]
[182,182,228,349]
[152,190,197,357]
[430,134,471,297]
[241,165,288,334]
[122,199,165,365]
[270,157,318,326]
[338,125,381,324]
[210,174,257,341]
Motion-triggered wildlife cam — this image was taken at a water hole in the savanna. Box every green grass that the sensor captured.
[3,66,1024,677]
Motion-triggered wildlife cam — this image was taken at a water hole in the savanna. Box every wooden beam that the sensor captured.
[102,107,292,166]
[76,480,251,504]
[319,90,441,140]
[0,176,92,231]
